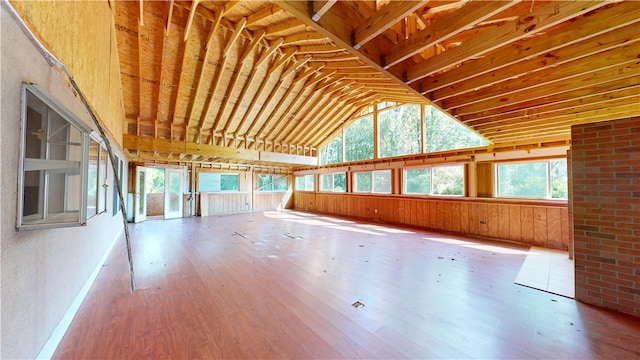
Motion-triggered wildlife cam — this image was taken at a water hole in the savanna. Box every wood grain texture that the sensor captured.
[292,193,571,249]
[53,211,640,359]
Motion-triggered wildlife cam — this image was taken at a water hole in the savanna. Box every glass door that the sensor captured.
[134,166,147,223]
[164,169,183,219]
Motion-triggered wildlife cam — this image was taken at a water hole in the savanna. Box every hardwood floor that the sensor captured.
[54,211,640,359]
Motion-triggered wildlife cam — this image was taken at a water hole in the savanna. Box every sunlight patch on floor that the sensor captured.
[515,246,575,298]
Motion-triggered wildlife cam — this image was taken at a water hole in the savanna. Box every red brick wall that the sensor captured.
[571,116,640,317]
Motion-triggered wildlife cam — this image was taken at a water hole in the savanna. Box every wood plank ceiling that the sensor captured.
[116,0,640,167]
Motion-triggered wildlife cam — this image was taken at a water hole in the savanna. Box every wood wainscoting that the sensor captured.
[200,192,250,216]
[200,191,293,216]
[295,192,570,250]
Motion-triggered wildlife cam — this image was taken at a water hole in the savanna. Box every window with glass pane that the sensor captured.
[373,170,391,193]
[19,86,88,228]
[432,166,464,195]
[112,156,124,216]
[198,172,239,192]
[258,174,274,191]
[404,168,431,194]
[295,174,314,191]
[87,139,99,218]
[320,174,332,191]
[497,162,547,198]
[304,174,315,191]
[497,160,567,199]
[273,178,287,191]
[379,104,421,158]
[258,174,287,191]
[550,159,568,199]
[220,174,239,191]
[345,115,373,162]
[354,172,372,192]
[320,173,346,192]
[98,145,108,213]
[319,133,342,165]
[424,105,487,153]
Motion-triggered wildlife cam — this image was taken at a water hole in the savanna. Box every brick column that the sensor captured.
[571,117,640,317]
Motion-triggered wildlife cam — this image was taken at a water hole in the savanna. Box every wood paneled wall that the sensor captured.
[254,192,294,211]
[200,191,293,216]
[294,192,570,250]
[200,193,250,216]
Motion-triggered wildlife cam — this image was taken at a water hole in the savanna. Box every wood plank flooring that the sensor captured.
[54,211,640,359]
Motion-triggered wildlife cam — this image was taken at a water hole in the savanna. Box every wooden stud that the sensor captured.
[352,1,426,50]
[183,0,200,41]
[404,1,608,83]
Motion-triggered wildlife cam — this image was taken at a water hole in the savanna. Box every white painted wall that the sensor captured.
[1,7,128,359]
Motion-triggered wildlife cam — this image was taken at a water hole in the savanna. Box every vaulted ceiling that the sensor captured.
[117,0,640,167]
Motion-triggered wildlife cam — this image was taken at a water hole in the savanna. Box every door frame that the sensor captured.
[164,168,183,219]
[134,166,147,223]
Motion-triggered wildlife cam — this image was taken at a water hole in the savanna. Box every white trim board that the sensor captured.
[35,226,124,359]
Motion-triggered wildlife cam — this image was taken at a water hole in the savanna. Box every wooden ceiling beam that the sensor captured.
[264,70,336,144]
[123,134,315,166]
[382,1,519,69]
[259,62,328,139]
[310,0,337,22]
[255,36,283,68]
[461,77,640,123]
[183,0,201,41]
[287,95,339,145]
[223,17,247,57]
[352,1,427,50]
[268,69,338,141]
[195,12,230,140]
[230,48,298,136]
[246,4,284,26]
[243,62,322,139]
[482,104,640,139]
[254,76,310,139]
[275,0,429,107]
[299,91,369,146]
[280,80,332,144]
[305,92,374,146]
[211,27,263,141]
[465,86,640,127]
[290,80,367,145]
[455,61,640,116]
[446,46,639,111]
[295,44,345,54]
[262,81,311,141]
[415,1,640,95]
[235,52,302,138]
[155,0,174,136]
[137,8,144,136]
[404,1,609,84]
[433,24,640,102]
[265,18,306,37]
[184,17,224,140]
[282,31,327,45]
[475,100,640,133]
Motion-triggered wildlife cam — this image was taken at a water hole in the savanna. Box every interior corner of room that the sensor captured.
[1,0,639,359]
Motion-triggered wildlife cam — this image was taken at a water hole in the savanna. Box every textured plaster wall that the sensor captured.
[1,6,127,358]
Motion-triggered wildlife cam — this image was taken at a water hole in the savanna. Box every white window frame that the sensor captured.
[319,172,346,192]
[17,84,91,229]
[353,170,391,194]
